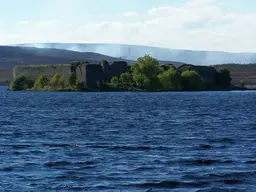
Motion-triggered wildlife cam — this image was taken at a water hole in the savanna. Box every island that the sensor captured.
[9,55,245,92]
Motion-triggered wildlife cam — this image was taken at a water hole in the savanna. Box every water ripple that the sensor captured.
[0,87,255,191]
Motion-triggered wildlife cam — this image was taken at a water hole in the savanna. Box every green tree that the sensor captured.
[160,64,175,71]
[216,67,232,87]
[110,76,119,88]
[136,55,161,77]
[9,74,34,91]
[132,73,150,89]
[33,74,49,90]
[130,63,140,74]
[181,70,204,91]
[49,73,65,89]
[158,68,183,91]
[179,65,194,72]
[119,72,133,86]
[149,74,162,91]
[68,73,77,88]
[130,55,162,90]
[75,81,85,91]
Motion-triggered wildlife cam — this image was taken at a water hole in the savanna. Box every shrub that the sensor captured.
[240,80,245,88]
[216,67,232,87]
[68,73,77,88]
[158,68,183,91]
[75,81,85,91]
[9,74,34,91]
[133,73,150,89]
[181,70,204,91]
[33,74,49,90]
[179,65,194,72]
[160,64,175,71]
[110,76,119,88]
[49,73,65,89]
[119,72,133,86]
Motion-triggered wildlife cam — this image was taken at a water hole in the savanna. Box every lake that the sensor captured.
[0,86,255,191]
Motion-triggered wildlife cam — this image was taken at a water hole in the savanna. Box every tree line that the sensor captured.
[109,55,232,91]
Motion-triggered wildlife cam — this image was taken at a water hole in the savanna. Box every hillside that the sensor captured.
[0,46,131,68]
[214,64,256,87]
[16,43,256,65]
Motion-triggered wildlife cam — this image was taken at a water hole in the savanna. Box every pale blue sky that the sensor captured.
[1,0,255,22]
[0,0,256,52]
[0,0,185,23]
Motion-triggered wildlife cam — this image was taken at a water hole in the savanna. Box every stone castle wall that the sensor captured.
[85,64,103,87]
[13,61,128,87]
[75,64,86,82]
[14,65,72,81]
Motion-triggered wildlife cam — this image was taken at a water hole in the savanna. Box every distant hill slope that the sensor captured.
[214,64,256,86]
[0,46,131,68]
[16,43,256,65]
[0,45,187,69]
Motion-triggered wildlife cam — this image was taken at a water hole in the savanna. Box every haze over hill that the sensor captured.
[0,45,130,68]
[16,43,256,65]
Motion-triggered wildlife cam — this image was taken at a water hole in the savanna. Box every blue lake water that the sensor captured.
[0,86,255,191]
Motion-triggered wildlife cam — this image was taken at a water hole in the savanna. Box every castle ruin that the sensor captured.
[13,60,128,87]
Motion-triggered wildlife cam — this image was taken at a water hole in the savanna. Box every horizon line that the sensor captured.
[1,42,255,54]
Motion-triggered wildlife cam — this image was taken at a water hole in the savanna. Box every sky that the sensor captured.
[0,0,256,52]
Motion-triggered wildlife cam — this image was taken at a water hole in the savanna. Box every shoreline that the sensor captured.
[5,86,255,92]
[0,82,9,86]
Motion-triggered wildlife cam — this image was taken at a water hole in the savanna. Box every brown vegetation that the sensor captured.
[214,64,256,86]
[0,68,12,85]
